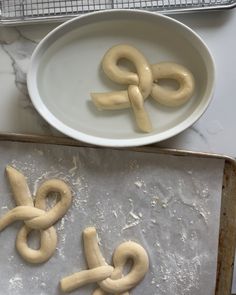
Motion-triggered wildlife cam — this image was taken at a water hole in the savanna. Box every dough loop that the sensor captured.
[60,227,149,295]
[0,166,72,264]
[91,44,195,132]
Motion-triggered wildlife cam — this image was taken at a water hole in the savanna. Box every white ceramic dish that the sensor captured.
[27,10,215,147]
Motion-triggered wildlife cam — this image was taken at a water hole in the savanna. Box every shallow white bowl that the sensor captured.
[27,10,215,147]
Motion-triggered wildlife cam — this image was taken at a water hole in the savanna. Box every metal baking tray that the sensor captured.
[0,132,235,294]
[0,0,235,25]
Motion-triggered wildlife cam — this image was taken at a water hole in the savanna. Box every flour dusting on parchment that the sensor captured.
[9,274,23,290]
[0,143,224,295]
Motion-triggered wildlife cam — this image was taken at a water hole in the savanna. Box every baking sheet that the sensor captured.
[0,141,224,295]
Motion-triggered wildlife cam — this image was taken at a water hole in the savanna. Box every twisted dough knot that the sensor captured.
[60,227,149,295]
[91,44,195,133]
[0,166,72,264]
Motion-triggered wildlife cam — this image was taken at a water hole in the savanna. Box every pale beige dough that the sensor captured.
[151,62,195,107]
[0,165,72,264]
[91,44,195,133]
[91,44,153,133]
[60,227,149,295]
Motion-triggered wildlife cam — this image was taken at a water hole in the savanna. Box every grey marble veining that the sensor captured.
[0,25,58,135]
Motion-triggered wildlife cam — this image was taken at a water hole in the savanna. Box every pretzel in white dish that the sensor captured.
[91,44,195,133]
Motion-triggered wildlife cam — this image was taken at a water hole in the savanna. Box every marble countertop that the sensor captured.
[0,8,236,293]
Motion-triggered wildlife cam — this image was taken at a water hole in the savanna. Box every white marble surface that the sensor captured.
[0,9,236,293]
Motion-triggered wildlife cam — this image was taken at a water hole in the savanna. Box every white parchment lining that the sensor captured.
[0,141,224,295]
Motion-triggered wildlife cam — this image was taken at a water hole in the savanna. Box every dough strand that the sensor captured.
[151,62,195,107]
[61,266,114,292]
[0,166,72,264]
[83,227,129,295]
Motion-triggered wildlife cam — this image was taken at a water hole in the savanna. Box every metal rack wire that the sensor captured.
[0,0,235,24]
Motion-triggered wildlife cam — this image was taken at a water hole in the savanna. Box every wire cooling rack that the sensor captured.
[0,0,235,24]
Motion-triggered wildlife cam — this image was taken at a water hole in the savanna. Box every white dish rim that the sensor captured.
[27,9,215,147]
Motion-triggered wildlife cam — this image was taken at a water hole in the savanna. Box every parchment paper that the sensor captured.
[0,141,224,295]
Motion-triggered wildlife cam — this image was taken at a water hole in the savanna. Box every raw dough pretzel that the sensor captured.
[60,227,149,295]
[0,166,72,264]
[91,44,195,132]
